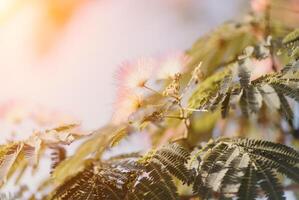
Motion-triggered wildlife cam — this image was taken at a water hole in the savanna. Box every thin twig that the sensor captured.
[265,4,278,72]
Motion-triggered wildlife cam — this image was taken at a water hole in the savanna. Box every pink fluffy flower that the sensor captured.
[116,58,156,91]
[113,57,158,124]
[251,0,270,13]
[250,58,273,81]
[156,52,189,80]
[112,92,144,124]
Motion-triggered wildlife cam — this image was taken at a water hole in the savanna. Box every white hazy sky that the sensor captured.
[0,0,246,131]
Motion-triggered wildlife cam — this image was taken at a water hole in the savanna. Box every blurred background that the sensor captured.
[0,0,249,140]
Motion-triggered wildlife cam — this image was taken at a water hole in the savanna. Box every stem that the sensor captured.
[182,108,208,112]
[164,115,186,120]
[188,148,204,168]
[265,3,278,72]
[143,85,163,96]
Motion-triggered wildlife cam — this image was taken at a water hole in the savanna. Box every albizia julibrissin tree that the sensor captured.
[1,0,299,199]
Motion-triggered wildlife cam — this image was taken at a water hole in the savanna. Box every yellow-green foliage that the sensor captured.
[187,23,257,75]
[188,68,232,112]
[282,28,299,46]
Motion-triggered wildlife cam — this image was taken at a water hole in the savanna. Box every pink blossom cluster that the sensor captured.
[251,0,270,13]
[112,52,189,124]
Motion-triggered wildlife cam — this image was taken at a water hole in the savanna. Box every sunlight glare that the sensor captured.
[0,0,12,13]
[0,0,25,23]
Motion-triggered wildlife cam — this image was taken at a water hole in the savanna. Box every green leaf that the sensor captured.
[237,164,258,200]
[152,143,192,184]
[238,60,251,88]
[188,68,232,112]
[193,138,299,199]
[49,162,127,200]
[221,91,231,118]
[127,161,179,200]
[52,125,121,185]
[256,168,285,200]
[0,142,23,185]
[187,22,257,76]
[282,28,299,46]
[276,91,294,126]
[271,82,299,102]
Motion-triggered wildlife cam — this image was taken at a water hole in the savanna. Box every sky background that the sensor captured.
[0,0,248,133]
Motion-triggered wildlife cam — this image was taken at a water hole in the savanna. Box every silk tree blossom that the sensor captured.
[113,53,189,123]
[250,57,273,81]
[112,92,144,124]
[156,52,189,80]
[116,58,157,92]
[251,0,269,13]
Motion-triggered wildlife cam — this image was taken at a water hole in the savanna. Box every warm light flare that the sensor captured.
[0,0,87,54]
[0,0,25,23]
[0,0,11,13]
[0,0,16,13]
